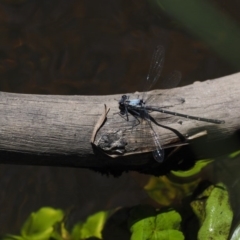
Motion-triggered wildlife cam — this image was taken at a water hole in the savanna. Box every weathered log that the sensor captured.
[0,72,239,175]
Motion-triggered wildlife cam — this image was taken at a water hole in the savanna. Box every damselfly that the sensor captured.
[118,46,225,163]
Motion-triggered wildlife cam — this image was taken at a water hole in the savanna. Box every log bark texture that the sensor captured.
[0,72,239,175]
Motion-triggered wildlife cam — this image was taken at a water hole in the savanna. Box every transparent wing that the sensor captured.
[142,45,165,100]
[144,70,182,106]
[144,111,164,163]
[158,70,182,89]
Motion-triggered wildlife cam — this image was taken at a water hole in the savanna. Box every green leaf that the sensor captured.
[130,209,183,240]
[191,183,233,240]
[229,150,240,158]
[171,159,213,178]
[71,222,84,240]
[130,216,155,240]
[71,211,108,240]
[20,207,64,240]
[155,211,181,230]
[154,230,184,240]
[144,176,200,206]
[2,235,25,240]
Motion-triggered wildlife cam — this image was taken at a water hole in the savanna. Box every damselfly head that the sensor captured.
[118,95,127,115]
[118,95,127,104]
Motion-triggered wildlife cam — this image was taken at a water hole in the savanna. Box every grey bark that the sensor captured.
[0,72,239,174]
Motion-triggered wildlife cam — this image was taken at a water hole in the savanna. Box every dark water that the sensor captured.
[0,0,239,234]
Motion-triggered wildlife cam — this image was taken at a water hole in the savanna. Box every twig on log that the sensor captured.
[0,73,239,175]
